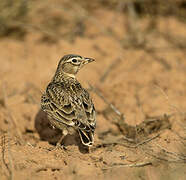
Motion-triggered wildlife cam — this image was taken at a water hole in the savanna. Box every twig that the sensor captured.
[174,131,186,141]
[95,134,159,149]
[2,83,23,144]
[144,47,171,70]
[145,151,185,163]
[102,161,152,170]
[134,92,146,118]
[7,131,14,180]
[144,144,186,163]
[88,84,124,119]
[132,134,160,148]
[110,0,125,29]
[159,31,186,50]
[1,134,13,180]
[154,85,184,115]
[100,58,121,82]
[125,1,145,46]
[156,143,186,161]
[71,2,121,41]
[1,83,18,179]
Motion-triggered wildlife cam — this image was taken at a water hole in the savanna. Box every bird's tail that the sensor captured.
[78,129,94,146]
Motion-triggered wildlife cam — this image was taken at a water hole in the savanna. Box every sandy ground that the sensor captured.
[0,7,186,180]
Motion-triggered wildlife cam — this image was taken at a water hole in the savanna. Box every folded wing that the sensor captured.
[41,82,96,146]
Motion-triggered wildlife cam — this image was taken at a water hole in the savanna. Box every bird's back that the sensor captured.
[41,77,96,146]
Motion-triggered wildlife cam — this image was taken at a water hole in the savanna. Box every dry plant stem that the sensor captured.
[2,83,23,144]
[7,131,13,180]
[102,161,152,170]
[154,85,186,139]
[110,1,125,28]
[144,47,171,70]
[154,85,184,115]
[156,143,186,161]
[144,145,186,163]
[134,93,146,118]
[89,84,124,119]
[145,151,185,163]
[100,58,121,82]
[125,1,143,45]
[96,134,159,149]
[2,83,16,180]
[70,1,125,53]
[159,31,186,50]
[72,0,182,73]
[132,134,160,148]
[1,134,13,180]
[174,132,186,140]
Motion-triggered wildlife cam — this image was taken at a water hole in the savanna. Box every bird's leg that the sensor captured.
[56,134,65,147]
[54,129,68,150]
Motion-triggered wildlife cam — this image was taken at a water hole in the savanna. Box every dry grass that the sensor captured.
[0,0,186,41]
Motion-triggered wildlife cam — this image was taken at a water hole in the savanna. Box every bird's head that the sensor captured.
[56,54,95,78]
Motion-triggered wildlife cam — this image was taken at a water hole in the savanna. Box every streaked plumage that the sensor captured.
[41,54,96,146]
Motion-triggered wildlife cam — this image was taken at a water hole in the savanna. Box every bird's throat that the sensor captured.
[63,72,76,78]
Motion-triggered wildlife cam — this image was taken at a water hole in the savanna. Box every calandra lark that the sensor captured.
[41,54,96,147]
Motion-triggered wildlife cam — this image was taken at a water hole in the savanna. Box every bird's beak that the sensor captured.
[84,57,95,64]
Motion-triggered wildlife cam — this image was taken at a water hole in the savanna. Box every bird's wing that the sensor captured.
[41,82,96,132]
[41,82,76,126]
[79,88,96,130]
[70,88,96,146]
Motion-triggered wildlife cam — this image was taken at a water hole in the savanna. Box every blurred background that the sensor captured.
[0,0,186,179]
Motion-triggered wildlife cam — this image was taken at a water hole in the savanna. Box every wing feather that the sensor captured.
[41,81,96,145]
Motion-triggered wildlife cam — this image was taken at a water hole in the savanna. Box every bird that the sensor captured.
[41,54,96,148]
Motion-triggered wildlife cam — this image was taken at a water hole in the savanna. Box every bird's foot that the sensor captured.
[52,142,67,151]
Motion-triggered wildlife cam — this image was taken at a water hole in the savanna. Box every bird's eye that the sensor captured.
[72,59,77,63]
